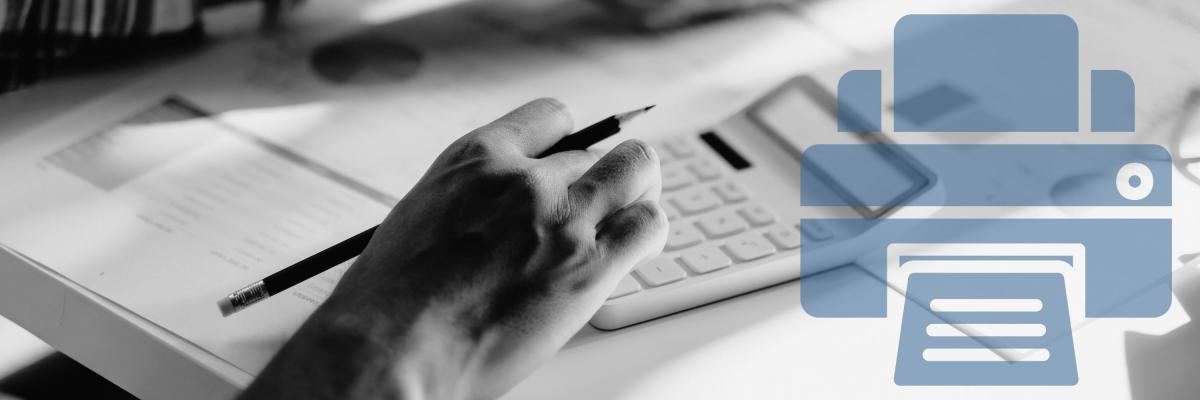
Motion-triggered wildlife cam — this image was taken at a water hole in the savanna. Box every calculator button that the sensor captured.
[665,223,705,250]
[661,167,696,191]
[764,226,802,250]
[738,204,776,227]
[663,138,698,159]
[687,160,722,181]
[695,210,748,239]
[608,275,641,299]
[722,233,777,262]
[799,220,835,241]
[634,258,688,287]
[656,145,675,165]
[679,246,733,274]
[712,182,749,204]
[671,188,722,215]
[663,202,681,221]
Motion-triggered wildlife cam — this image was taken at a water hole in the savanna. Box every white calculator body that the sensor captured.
[590,76,944,330]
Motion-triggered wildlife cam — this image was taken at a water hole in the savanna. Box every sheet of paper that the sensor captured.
[0,96,394,373]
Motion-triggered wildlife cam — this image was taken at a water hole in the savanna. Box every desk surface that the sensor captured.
[4,244,1188,400]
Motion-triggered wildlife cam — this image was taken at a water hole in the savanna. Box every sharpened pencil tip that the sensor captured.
[615,105,655,125]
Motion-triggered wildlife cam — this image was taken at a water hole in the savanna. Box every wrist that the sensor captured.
[308,292,489,400]
[241,303,410,400]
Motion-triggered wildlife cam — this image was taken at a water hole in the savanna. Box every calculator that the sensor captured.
[589,75,943,330]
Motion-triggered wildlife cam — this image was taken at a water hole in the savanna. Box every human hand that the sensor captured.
[242,98,667,400]
[591,0,795,29]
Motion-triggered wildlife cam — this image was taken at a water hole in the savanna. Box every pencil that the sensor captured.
[217,105,655,316]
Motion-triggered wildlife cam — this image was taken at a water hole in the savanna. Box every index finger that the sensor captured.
[568,139,662,225]
[472,98,575,158]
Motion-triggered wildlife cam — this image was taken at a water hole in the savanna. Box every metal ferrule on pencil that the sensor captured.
[218,280,269,317]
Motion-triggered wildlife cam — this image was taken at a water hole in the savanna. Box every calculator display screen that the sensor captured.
[749,77,931,218]
[751,81,839,150]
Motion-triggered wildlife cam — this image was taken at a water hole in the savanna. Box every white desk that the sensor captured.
[4,243,1185,400]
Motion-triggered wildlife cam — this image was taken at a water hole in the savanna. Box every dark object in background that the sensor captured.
[0,0,205,94]
[0,353,135,400]
[1125,264,1200,400]
[310,36,424,85]
[0,0,303,94]
[590,0,796,30]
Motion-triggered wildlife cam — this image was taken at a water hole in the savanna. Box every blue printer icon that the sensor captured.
[798,14,1173,386]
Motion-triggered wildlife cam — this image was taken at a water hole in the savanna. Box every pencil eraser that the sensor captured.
[217,297,236,317]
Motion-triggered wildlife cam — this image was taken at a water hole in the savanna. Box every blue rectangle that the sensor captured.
[801,144,1170,206]
[894,15,1079,132]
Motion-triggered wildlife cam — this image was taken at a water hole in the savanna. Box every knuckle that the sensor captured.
[650,204,669,234]
[586,141,656,185]
[532,97,573,132]
[565,179,603,216]
[489,164,535,189]
[569,178,601,200]
[521,169,556,200]
[533,97,568,116]
[492,166,561,213]
[557,220,595,246]
[627,202,662,232]
[451,134,502,161]
[607,202,667,246]
[617,139,657,167]
[543,219,596,263]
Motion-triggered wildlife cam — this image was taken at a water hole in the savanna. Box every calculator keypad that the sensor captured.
[686,160,723,181]
[799,220,835,241]
[663,138,699,159]
[695,210,748,239]
[712,181,749,204]
[635,259,688,287]
[606,136,802,304]
[671,188,722,215]
[607,275,642,300]
[665,224,704,251]
[679,246,732,274]
[738,204,776,227]
[661,166,696,191]
[722,233,777,262]
[663,202,681,221]
[764,226,803,250]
